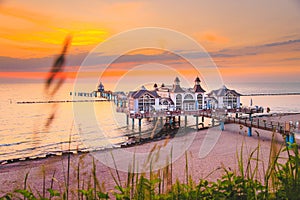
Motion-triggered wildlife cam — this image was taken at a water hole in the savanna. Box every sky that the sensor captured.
[0,0,300,87]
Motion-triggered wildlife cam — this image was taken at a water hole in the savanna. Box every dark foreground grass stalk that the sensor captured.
[49,170,56,200]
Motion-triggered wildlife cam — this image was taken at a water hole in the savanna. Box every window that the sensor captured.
[184,94,193,100]
[138,94,155,112]
[223,93,237,108]
[176,94,182,109]
[163,100,169,105]
[197,94,203,109]
[183,103,195,111]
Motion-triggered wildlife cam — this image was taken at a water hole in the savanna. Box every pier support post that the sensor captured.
[185,116,187,128]
[132,118,135,129]
[196,116,199,130]
[212,118,215,126]
[178,116,181,126]
[220,121,224,131]
[126,115,129,125]
[138,118,142,127]
[202,116,204,123]
[248,127,252,137]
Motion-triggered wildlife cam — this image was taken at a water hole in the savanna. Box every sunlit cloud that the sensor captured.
[194,31,229,44]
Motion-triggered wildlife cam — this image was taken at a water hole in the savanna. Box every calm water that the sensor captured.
[0,82,300,162]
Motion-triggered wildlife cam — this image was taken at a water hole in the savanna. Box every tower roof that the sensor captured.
[193,84,206,93]
[207,85,241,97]
[171,85,185,93]
[193,77,205,93]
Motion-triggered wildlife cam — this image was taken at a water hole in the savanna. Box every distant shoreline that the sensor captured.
[15,93,300,104]
[242,92,300,96]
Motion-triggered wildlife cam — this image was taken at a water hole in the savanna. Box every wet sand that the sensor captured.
[0,114,299,197]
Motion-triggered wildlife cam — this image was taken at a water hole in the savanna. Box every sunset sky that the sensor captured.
[0,0,300,86]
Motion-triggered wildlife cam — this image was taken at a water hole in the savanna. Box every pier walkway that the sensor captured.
[67,90,298,144]
[116,106,298,145]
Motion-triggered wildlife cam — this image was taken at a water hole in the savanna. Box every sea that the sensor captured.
[0,82,300,163]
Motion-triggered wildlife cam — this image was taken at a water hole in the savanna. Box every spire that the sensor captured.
[153,83,158,91]
[140,85,146,90]
[171,77,185,93]
[174,77,180,85]
[195,77,201,85]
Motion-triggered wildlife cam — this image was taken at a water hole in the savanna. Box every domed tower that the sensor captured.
[97,82,104,92]
[172,77,184,93]
[193,77,205,93]
[153,83,158,90]
[193,77,206,110]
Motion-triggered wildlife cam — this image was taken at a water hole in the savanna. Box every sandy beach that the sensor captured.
[0,114,299,198]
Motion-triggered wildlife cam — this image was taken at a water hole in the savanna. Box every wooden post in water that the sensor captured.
[196,116,199,130]
[126,115,129,125]
[185,116,187,128]
[178,116,181,126]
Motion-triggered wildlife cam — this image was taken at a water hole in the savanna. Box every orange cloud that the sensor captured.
[194,31,229,45]
[204,32,228,43]
[0,72,78,80]
[0,5,110,58]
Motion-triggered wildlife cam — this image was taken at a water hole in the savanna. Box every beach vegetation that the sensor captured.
[1,134,300,200]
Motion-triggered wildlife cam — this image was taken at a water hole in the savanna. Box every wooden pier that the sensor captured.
[115,105,297,145]
[69,88,298,145]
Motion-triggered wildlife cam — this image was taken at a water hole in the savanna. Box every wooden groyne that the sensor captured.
[16,99,108,104]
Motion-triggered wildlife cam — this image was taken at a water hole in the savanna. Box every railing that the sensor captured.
[116,106,298,135]
[225,117,296,134]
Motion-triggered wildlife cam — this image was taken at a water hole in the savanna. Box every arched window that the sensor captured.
[223,92,237,108]
[184,94,193,100]
[163,100,169,105]
[183,94,195,111]
[138,93,155,112]
[176,94,182,109]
